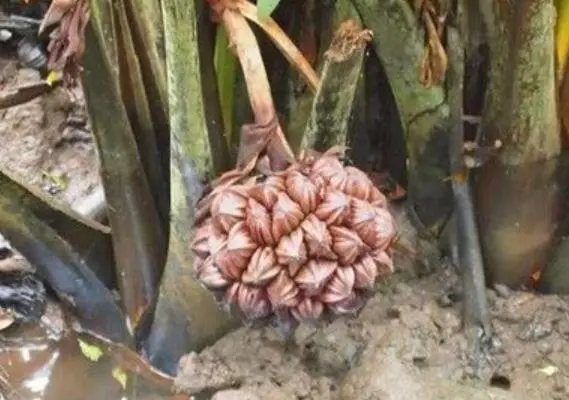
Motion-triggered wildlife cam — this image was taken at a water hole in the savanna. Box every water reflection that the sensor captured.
[20,349,57,395]
[0,300,187,400]
[1,325,124,400]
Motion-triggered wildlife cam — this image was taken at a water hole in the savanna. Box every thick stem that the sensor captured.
[447,18,492,340]
[287,0,365,153]
[302,20,370,151]
[113,0,170,227]
[142,0,237,375]
[475,0,561,287]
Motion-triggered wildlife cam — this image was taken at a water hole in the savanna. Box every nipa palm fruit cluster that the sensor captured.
[191,150,396,329]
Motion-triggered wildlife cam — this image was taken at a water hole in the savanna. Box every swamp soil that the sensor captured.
[1,63,569,400]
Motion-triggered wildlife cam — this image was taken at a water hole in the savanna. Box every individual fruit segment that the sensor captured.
[267,270,300,308]
[242,247,280,286]
[238,284,271,320]
[286,170,319,214]
[246,198,275,245]
[272,192,305,240]
[344,166,372,200]
[353,255,378,289]
[294,260,337,296]
[249,176,286,209]
[329,226,369,265]
[320,266,355,303]
[291,297,324,322]
[211,186,248,232]
[197,257,231,289]
[301,215,336,259]
[314,189,350,225]
[275,229,307,277]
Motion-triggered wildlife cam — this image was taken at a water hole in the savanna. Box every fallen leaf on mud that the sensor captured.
[77,338,104,362]
[112,367,128,389]
[46,71,62,86]
[76,329,175,389]
[0,308,14,331]
[538,365,558,376]
[41,171,68,193]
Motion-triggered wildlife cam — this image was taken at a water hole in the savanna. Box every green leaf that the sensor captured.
[257,0,280,20]
[78,339,104,362]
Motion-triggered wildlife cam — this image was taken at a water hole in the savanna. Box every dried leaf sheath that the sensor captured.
[217,7,294,170]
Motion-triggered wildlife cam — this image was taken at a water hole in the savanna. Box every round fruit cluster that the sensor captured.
[191,151,396,329]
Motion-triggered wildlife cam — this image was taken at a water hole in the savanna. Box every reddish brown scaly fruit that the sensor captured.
[190,150,397,334]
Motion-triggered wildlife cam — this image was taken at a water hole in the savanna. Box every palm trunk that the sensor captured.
[475,0,560,287]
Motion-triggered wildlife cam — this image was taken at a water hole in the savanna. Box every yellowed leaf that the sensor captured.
[112,367,128,390]
[45,71,60,86]
[77,339,104,362]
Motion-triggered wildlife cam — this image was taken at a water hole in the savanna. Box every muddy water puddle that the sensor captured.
[0,307,178,400]
[1,326,123,399]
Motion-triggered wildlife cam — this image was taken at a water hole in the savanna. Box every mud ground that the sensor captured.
[2,63,569,400]
[0,60,101,211]
[176,265,569,400]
